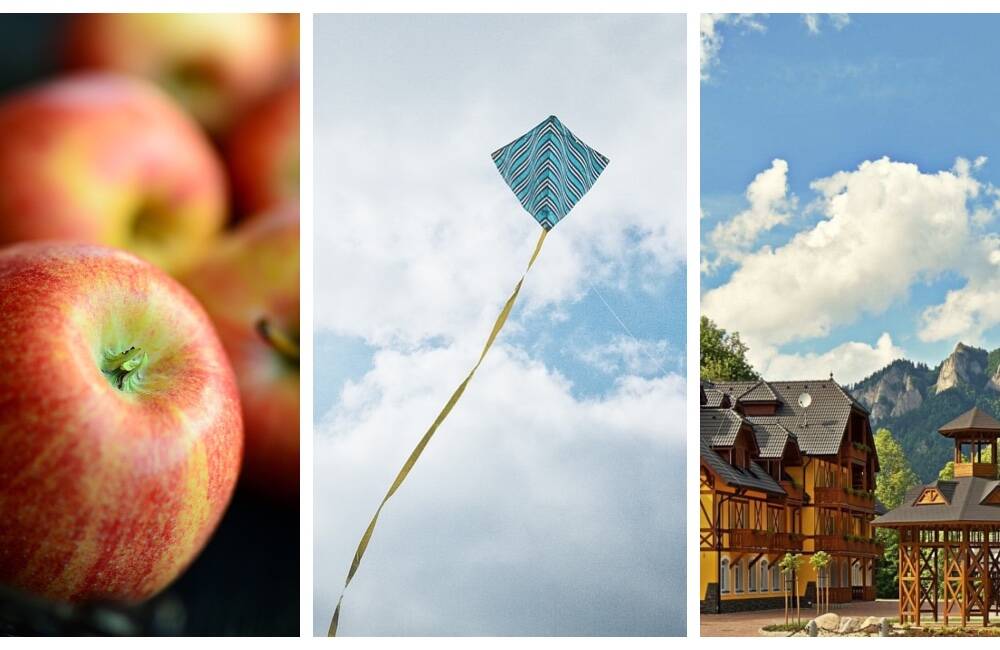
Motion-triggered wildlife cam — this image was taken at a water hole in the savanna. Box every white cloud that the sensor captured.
[704,158,795,271]
[575,334,677,376]
[314,345,685,635]
[919,233,1000,343]
[701,13,766,81]
[314,15,686,636]
[754,332,905,384]
[704,157,982,351]
[316,15,685,348]
[804,14,851,35]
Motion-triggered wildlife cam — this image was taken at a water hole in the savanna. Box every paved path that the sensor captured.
[700,599,899,637]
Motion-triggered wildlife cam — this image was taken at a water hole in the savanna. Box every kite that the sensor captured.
[329,115,608,636]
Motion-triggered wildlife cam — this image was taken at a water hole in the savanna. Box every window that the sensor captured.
[842,559,850,587]
[735,559,744,593]
[720,558,730,593]
[749,561,757,592]
[772,564,780,591]
[760,560,769,592]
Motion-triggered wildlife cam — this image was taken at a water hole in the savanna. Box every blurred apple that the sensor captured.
[227,80,299,218]
[0,242,242,602]
[183,205,299,500]
[0,73,226,275]
[65,13,284,133]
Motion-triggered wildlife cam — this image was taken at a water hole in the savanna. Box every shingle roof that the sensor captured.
[699,437,785,495]
[746,418,799,459]
[939,407,1000,436]
[701,409,745,447]
[712,380,778,403]
[751,380,861,455]
[704,378,868,457]
[873,478,1000,526]
[702,387,729,409]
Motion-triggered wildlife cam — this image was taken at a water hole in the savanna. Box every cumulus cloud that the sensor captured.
[754,333,905,384]
[704,157,983,351]
[316,14,685,348]
[314,346,685,635]
[704,158,795,271]
[919,233,1000,343]
[314,14,686,636]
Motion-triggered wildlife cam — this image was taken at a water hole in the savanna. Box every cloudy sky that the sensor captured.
[314,14,686,635]
[702,14,1000,384]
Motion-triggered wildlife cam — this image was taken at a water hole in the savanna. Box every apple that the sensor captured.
[0,242,242,603]
[182,205,299,499]
[226,80,299,218]
[0,72,227,275]
[64,13,285,133]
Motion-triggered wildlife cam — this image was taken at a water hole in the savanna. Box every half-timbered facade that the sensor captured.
[700,377,882,613]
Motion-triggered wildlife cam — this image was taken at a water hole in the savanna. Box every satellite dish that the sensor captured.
[798,392,812,409]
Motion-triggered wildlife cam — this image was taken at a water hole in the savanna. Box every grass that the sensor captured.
[761,622,807,632]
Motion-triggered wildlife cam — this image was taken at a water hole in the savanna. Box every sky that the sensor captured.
[701,13,1000,384]
[313,14,686,636]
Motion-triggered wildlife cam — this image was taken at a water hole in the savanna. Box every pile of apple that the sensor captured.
[0,14,299,605]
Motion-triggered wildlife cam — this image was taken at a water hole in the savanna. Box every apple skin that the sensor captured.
[182,205,299,500]
[0,73,227,276]
[0,242,242,603]
[64,13,285,133]
[226,80,299,218]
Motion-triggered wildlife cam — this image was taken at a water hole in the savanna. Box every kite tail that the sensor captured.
[329,227,548,636]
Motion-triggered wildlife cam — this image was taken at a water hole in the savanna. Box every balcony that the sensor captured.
[814,534,882,557]
[813,486,876,511]
[846,443,870,463]
[729,528,803,551]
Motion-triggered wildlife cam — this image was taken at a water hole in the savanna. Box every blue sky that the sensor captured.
[314,14,686,636]
[702,13,1000,382]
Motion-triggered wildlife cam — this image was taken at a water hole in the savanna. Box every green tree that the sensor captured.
[874,428,920,509]
[873,428,921,599]
[700,316,758,381]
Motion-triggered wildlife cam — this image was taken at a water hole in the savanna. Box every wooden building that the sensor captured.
[873,407,1000,627]
[700,378,883,613]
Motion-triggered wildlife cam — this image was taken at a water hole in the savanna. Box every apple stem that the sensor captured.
[256,319,299,365]
[102,346,148,392]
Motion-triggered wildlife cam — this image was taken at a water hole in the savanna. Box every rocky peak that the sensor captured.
[852,360,925,421]
[935,342,988,394]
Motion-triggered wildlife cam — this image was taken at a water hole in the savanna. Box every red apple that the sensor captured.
[0,242,242,603]
[227,80,299,218]
[0,73,227,275]
[65,13,285,133]
[182,205,299,499]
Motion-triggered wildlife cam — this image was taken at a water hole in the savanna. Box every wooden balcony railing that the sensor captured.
[813,486,877,510]
[813,535,882,557]
[729,529,803,551]
[846,444,870,463]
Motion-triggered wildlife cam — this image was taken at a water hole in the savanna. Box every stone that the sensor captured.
[814,612,840,631]
[860,616,882,631]
[880,618,891,637]
[837,616,859,634]
[807,620,818,637]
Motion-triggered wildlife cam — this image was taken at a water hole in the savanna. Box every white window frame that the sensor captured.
[720,558,730,593]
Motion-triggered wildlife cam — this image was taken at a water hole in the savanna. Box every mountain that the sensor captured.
[849,342,1000,482]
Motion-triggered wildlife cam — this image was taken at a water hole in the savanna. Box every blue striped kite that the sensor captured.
[330,116,608,636]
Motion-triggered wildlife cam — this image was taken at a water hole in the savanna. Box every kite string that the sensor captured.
[586,279,667,377]
[329,227,548,636]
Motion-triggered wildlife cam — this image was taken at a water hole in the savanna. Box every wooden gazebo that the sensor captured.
[873,407,1000,627]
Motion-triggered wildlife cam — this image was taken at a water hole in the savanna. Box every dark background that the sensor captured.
[0,14,299,637]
